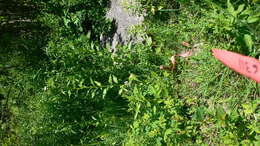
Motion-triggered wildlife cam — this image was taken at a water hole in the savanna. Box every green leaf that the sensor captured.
[216,106,226,121]
[129,73,138,82]
[118,88,123,95]
[134,103,141,120]
[244,34,253,51]
[234,4,245,16]
[102,88,108,99]
[227,0,235,16]
[68,90,71,97]
[79,79,84,88]
[242,103,254,116]
[247,15,260,23]
[94,81,102,87]
[164,129,172,141]
[47,78,55,87]
[146,37,153,46]
[153,106,156,114]
[91,90,96,98]
[112,75,118,83]
[108,75,113,84]
[133,86,139,96]
[90,78,95,85]
[241,7,252,15]
[155,47,161,54]
[195,107,205,121]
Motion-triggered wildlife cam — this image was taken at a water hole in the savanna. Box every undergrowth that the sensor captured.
[0,0,259,145]
[124,0,260,145]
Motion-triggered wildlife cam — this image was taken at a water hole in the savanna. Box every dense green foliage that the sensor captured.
[1,0,259,145]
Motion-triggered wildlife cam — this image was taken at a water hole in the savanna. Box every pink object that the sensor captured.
[212,49,260,83]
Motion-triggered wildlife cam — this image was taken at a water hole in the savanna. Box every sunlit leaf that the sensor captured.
[234,4,245,15]
[244,34,253,51]
[112,75,118,83]
[102,88,108,99]
[227,0,235,16]
[94,81,102,87]
[247,15,260,23]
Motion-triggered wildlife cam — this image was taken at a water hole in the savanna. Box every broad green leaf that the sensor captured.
[118,88,123,95]
[164,129,172,141]
[47,78,55,87]
[247,15,260,23]
[234,4,245,16]
[241,7,252,15]
[112,75,118,83]
[244,34,253,51]
[158,6,163,11]
[155,47,161,54]
[129,73,138,81]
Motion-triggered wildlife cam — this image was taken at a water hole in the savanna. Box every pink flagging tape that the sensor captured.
[212,49,260,83]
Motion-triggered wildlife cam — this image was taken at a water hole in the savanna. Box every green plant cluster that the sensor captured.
[125,0,260,145]
[122,71,260,145]
[1,0,260,145]
[32,0,113,40]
